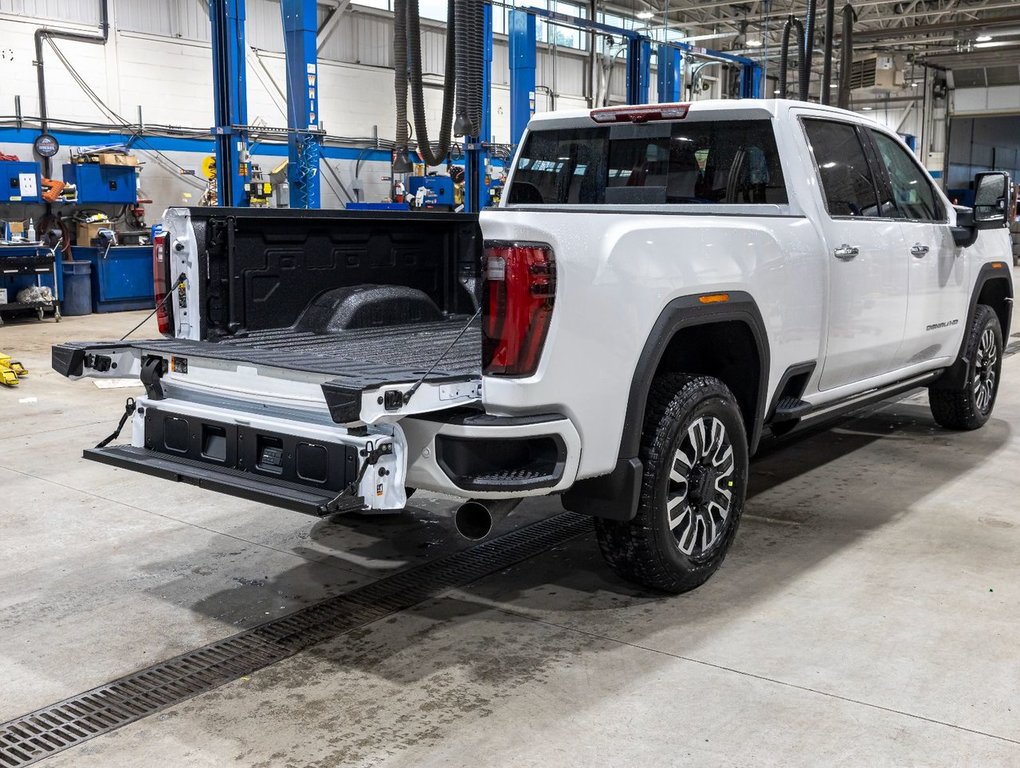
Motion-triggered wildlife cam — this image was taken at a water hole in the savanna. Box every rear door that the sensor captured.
[866,129,968,366]
[801,117,908,390]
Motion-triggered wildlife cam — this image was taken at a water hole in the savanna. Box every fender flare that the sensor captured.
[562,291,770,520]
[931,261,1013,391]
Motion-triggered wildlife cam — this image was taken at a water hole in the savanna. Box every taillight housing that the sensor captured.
[482,242,556,377]
[152,232,171,336]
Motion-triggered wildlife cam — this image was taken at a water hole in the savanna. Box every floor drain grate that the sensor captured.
[0,512,591,767]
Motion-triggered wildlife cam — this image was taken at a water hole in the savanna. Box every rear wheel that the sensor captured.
[929,304,1003,430]
[595,373,749,594]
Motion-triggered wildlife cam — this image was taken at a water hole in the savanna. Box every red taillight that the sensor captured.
[482,243,556,377]
[152,232,170,336]
[590,102,690,124]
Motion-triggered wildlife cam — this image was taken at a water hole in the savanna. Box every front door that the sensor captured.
[801,118,909,391]
[867,129,969,366]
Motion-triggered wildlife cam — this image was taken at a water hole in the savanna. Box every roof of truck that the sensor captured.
[527,98,871,126]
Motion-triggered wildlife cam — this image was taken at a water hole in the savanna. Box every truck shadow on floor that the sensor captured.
[182,398,1011,656]
[159,402,1015,760]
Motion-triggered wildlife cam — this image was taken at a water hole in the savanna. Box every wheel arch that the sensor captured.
[932,261,1013,391]
[562,291,770,521]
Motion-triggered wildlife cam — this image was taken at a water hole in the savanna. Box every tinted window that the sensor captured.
[870,130,943,221]
[506,128,608,205]
[507,119,788,205]
[803,119,880,217]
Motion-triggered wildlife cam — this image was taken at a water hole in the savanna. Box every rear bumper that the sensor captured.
[402,412,582,498]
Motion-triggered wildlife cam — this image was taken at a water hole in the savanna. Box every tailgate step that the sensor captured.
[85,445,363,515]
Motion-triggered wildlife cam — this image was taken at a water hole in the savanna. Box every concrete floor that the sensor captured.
[1,306,1019,767]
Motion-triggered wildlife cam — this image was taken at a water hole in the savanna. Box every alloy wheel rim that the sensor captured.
[973,327,999,414]
[666,416,735,557]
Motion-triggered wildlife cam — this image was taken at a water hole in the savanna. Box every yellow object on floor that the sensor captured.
[0,353,27,386]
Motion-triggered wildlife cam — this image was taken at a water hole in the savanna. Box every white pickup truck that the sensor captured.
[54,99,1015,593]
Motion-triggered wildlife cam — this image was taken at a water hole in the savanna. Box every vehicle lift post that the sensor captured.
[508,9,537,149]
[281,0,322,208]
[656,44,682,102]
[209,0,249,207]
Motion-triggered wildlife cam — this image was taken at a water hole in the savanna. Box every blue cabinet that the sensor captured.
[73,245,154,312]
[62,163,137,204]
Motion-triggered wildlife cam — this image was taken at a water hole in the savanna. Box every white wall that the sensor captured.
[0,0,601,214]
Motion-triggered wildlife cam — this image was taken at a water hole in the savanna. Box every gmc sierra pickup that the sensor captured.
[54,100,1015,593]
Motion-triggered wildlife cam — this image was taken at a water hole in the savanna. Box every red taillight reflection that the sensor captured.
[152,232,170,336]
[482,243,556,377]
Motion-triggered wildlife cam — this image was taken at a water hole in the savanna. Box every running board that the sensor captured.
[84,445,364,516]
[800,371,943,423]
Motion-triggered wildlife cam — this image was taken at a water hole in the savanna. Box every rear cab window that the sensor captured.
[507,117,788,206]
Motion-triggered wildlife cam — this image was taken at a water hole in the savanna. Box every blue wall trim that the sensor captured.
[0,127,507,168]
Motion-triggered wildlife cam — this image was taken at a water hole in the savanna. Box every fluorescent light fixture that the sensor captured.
[861,106,873,111]
[746,39,763,47]
[636,10,654,19]
[975,41,1010,48]
[773,89,781,94]
[976,34,992,42]
[910,81,919,87]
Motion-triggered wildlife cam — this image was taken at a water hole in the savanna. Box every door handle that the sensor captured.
[910,243,930,258]
[834,244,860,261]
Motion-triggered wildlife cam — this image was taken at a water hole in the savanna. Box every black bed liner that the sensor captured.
[139,316,481,388]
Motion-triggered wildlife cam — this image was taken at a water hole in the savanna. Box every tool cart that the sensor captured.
[0,243,62,325]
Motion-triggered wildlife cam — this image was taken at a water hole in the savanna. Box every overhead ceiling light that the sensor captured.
[976,34,993,42]
[861,106,873,111]
[910,81,919,87]
[636,10,654,20]
[746,39,763,47]
[773,88,781,94]
[975,41,1010,48]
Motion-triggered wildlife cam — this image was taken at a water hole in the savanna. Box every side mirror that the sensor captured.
[951,206,978,248]
[973,171,1010,229]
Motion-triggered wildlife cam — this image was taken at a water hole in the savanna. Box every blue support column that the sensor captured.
[508,9,536,147]
[739,62,763,98]
[656,44,682,102]
[209,0,248,207]
[625,38,652,105]
[464,2,492,212]
[282,0,321,208]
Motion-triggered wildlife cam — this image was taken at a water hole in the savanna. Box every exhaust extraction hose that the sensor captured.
[406,0,457,165]
[393,0,410,165]
[799,0,817,101]
[838,4,856,109]
[454,0,485,137]
[779,16,804,99]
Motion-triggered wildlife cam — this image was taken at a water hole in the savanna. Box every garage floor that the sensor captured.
[2,306,1019,767]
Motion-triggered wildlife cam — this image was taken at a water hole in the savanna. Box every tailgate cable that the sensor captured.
[95,397,136,449]
[402,306,481,405]
[119,273,187,341]
[321,441,392,514]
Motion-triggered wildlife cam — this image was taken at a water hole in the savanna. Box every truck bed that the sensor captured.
[139,315,480,388]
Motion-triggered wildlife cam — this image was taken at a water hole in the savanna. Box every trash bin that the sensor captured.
[62,261,93,316]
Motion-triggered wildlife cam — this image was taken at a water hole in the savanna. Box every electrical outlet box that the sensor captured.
[0,161,43,203]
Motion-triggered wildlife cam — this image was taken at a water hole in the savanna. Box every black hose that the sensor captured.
[799,0,817,101]
[821,0,836,105]
[454,0,472,135]
[405,0,456,166]
[393,0,412,171]
[838,4,856,109]
[779,16,804,99]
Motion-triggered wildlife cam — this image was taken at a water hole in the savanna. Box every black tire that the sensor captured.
[929,305,1003,430]
[595,373,749,594]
